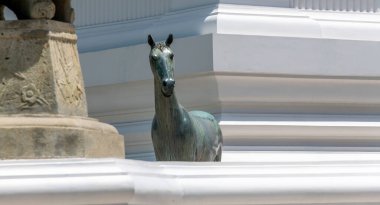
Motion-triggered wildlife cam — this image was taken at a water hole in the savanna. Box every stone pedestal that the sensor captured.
[0,20,124,159]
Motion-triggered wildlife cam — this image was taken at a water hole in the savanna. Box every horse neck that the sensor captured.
[154,78,184,126]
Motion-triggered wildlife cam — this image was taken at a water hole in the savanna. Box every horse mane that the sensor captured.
[154,43,168,51]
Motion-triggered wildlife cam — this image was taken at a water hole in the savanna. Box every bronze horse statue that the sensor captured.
[148,34,223,161]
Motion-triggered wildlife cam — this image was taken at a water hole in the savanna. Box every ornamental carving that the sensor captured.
[19,84,49,110]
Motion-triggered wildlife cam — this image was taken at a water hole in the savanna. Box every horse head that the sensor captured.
[148,34,175,97]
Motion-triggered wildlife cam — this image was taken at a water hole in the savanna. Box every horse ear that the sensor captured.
[166,34,174,47]
[148,34,155,48]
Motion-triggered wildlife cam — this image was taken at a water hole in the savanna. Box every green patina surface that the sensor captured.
[148,34,223,161]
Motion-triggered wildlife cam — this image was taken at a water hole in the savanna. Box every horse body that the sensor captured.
[149,34,222,161]
[190,111,223,161]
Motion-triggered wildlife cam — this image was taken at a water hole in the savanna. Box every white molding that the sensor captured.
[222,150,380,162]
[220,119,380,147]
[5,0,380,52]
[1,157,380,204]
[74,0,380,52]
[220,0,293,8]
[215,4,380,41]
[291,0,380,12]
[75,3,218,52]
[72,0,295,28]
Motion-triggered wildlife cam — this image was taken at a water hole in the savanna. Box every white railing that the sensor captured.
[291,0,380,12]
[72,0,171,27]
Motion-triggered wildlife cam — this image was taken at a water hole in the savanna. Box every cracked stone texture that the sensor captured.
[0,20,125,159]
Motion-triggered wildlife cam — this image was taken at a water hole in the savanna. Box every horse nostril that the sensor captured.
[163,79,175,88]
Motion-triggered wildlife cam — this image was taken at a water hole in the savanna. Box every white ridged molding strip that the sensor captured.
[292,0,380,12]
[0,155,380,205]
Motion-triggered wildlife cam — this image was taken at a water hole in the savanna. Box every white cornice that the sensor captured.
[71,0,380,29]
[73,0,380,53]
[72,0,295,28]
[1,157,380,205]
[215,3,380,41]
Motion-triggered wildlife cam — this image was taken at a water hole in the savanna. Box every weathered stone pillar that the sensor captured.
[0,20,125,159]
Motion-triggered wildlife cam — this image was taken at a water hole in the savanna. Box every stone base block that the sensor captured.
[0,116,125,159]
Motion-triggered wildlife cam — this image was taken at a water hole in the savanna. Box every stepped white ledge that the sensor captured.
[114,116,380,161]
[216,3,380,41]
[1,157,380,205]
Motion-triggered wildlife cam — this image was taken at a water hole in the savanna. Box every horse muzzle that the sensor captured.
[161,78,175,97]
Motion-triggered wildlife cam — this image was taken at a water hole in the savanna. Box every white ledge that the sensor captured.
[1,157,380,205]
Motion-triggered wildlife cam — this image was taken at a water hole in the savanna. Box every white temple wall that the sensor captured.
[67,0,380,160]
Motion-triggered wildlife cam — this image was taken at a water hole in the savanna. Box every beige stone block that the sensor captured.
[0,116,125,159]
[0,20,87,116]
[0,20,125,159]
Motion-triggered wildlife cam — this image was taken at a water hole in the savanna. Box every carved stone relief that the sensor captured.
[19,84,50,110]
[0,25,54,113]
[0,16,124,160]
[0,20,86,116]
[50,38,87,115]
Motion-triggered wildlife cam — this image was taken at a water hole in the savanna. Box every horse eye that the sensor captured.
[169,54,174,60]
[151,55,158,61]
